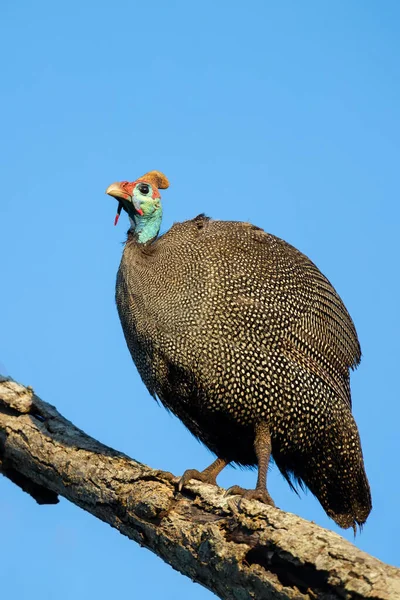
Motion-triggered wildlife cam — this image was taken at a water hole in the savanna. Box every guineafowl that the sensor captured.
[106,170,371,530]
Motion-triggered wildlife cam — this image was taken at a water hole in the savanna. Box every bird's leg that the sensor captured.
[227,421,275,506]
[177,457,229,491]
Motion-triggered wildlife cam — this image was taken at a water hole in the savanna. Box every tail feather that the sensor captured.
[273,412,372,530]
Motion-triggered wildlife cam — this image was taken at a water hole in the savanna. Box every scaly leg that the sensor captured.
[227,421,275,506]
[177,457,228,491]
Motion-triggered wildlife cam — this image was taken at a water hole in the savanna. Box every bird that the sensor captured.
[106,170,372,530]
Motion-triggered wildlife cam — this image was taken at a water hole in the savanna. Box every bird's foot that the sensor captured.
[177,468,218,492]
[226,485,275,507]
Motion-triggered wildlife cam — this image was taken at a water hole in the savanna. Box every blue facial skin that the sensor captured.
[126,183,163,243]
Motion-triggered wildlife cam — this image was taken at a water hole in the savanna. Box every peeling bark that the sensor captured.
[0,375,399,600]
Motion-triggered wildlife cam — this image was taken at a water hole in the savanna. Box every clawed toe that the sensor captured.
[177,469,202,491]
[226,485,275,507]
[177,458,228,492]
[245,489,275,506]
[225,485,247,497]
[177,469,217,492]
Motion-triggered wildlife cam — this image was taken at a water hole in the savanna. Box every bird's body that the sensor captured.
[108,171,372,530]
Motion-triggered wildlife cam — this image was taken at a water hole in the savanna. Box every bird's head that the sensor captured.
[106,170,169,242]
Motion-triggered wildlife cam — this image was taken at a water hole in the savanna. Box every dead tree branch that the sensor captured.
[0,375,398,600]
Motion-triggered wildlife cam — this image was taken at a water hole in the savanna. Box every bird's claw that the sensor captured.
[225,485,276,507]
[177,468,218,492]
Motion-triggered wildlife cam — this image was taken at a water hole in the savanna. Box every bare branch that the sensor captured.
[0,375,398,600]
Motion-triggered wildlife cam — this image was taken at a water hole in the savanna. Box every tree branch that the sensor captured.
[0,375,398,600]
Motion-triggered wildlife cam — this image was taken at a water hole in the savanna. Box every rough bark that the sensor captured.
[0,375,398,600]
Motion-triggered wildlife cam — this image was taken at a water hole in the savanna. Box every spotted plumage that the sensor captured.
[107,171,372,530]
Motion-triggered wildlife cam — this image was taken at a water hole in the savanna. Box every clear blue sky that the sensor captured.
[1,1,399,597]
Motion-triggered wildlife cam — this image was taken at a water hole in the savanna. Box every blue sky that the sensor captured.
[1,1,399,597]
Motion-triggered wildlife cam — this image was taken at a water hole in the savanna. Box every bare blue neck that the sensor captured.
[130,207,163,243]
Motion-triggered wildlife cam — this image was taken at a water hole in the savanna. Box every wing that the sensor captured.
[197,220,361,407]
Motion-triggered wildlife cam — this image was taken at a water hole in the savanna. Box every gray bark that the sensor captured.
[0,374,398,600]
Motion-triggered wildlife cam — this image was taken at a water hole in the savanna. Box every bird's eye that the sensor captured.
[138,183,150,195]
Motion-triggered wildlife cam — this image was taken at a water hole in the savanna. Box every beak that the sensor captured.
[106,181,144,226]
[106,182,132,201]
